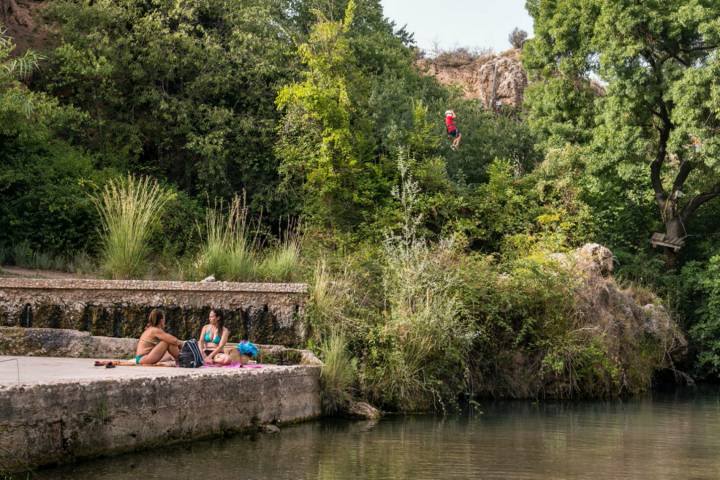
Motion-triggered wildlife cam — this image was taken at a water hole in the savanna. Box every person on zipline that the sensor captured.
[445,110,462,150]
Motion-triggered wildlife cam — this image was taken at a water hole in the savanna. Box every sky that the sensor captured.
[379,0,534,54]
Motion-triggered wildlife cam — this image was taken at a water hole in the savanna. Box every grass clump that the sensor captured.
[195,195,257,281]
[319,331,357,414]
[94,175,174,279]
[257,232,301,282]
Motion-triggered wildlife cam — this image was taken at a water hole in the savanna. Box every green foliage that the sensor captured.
[686,255,720,380]
[524,0,720,240]
[94,175,174,279]
[276,0,382,228]
[41,0,298,208]
[0,32,105,256]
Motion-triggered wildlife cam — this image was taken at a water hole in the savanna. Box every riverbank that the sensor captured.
[0,356,321,473]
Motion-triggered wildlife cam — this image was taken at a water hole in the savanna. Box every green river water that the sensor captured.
[37,390,720,480]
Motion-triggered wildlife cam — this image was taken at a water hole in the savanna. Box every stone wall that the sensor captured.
[0,364,321,472]
[0,278,308,346]
[0,327,324,365]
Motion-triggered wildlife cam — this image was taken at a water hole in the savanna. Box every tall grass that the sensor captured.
[0,241,95,274]
[195,195,256,281]
[365,156,473,411]
[319,331,357,415]
[94,175,173,279]
[257,231,301,282]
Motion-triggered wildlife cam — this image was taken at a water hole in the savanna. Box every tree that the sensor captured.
[0,26,39,113]
[508,27,528,49]
[524,0,720,267]
[40,0,299,208]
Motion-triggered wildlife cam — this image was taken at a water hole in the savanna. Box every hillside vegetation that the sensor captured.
[2,0,720,410]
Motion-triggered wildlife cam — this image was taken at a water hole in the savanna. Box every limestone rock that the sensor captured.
[575,243,615,277]
[344,401,381,420]
[259,424,281,434]
[418,49,527,107]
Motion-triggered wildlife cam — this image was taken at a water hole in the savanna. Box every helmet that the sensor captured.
[445,110,454,116]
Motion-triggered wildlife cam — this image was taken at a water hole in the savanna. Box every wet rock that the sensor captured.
[259,424,280,434]
[344,401,381,420]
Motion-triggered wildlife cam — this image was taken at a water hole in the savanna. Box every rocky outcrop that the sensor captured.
[418,49,527,108]
[1,0,47,54]
[552,243,687,394]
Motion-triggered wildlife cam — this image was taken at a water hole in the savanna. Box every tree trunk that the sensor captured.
[662,216,684,270]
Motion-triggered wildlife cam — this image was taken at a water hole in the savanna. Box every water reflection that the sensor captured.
[37,390,720,480]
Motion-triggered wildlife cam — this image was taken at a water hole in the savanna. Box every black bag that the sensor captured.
[178,339,204,368]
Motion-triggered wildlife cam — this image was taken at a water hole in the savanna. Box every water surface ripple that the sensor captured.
[38,390,720,480]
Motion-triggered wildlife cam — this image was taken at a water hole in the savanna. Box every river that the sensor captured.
[36,390,720,480]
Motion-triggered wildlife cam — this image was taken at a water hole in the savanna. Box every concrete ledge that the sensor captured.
[0,278,308,294]
[0,356,321,472]
[0,279,309,346]
[0,327,137,359]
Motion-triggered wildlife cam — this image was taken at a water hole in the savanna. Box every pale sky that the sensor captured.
[380,0,534,54]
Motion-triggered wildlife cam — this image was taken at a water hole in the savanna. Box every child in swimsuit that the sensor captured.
[199,308,231,365]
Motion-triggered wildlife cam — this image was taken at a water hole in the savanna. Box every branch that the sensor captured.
[671,153,693,195]
[681,183,720,222]
[650,113,671,205]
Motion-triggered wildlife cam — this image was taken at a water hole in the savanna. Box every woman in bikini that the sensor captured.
[198,308,231,365]
[134,309,183,365]
[95,308,182,367]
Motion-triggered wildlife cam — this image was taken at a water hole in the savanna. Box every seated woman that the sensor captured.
[95,308,182,367]
[199,308,231,365]
[135,308,183,365]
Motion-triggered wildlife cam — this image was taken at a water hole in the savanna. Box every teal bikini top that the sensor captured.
[203,328,222,344]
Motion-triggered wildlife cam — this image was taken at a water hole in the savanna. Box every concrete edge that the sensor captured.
[0,278,308,294]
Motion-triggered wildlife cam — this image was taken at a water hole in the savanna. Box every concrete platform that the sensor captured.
[0,356,321,473]
[0,355,289,386]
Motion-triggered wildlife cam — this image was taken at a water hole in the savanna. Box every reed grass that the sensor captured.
[319,331,357,414]
[94,175,173,279]
[195,195,256,281]
[257,232,301,282]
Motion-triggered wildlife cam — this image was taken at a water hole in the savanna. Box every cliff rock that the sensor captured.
[418,48,527,108]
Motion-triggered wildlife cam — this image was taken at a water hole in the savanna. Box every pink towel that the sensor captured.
[201,362,264,369]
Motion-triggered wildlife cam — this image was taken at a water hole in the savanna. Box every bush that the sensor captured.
[94,175,174,279]
[508,28,528,49]
[687,255,720,380]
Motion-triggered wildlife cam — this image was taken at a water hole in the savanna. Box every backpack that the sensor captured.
[178,339,204,368]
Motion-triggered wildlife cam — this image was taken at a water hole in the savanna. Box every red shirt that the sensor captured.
[445,114,456,132]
